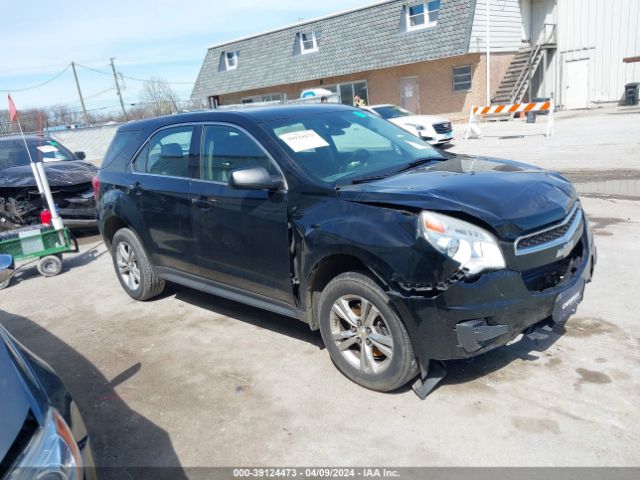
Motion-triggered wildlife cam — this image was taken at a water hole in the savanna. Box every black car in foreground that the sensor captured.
[95,104,596,397]
[0,136,97,231]
[0,282,96,478]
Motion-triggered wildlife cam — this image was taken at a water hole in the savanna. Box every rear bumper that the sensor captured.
[391,225,596,363]
[62,218,97,228]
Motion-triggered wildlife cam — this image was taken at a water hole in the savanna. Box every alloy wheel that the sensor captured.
[329,295,394,374]
[116,241,141,290]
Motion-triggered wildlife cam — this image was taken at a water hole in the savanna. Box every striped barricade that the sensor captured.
[464,100,555,140]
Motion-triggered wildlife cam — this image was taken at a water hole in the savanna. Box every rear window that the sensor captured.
[102,130,141,169]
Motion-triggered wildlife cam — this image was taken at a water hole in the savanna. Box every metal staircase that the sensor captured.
[493,24,557,105]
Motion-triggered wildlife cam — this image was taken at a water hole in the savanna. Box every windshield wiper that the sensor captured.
[348,156,444,185]
[387,157,442,176]
[350,174,391,185]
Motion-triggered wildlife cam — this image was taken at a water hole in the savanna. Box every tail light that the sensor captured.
[92,175,100,201]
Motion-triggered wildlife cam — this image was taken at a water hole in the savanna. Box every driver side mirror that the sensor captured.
[229,167,283,191]
[75,151,86,160]
[0,254,14,289]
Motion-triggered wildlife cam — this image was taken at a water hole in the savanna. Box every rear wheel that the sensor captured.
[318,272,418,392]
[112,228,164,301]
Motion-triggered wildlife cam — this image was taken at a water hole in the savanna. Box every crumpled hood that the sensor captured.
[0,161,97,189]
[0,336,32,461]
[338,155,577,239]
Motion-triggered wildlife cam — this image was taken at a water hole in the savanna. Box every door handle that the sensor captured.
[191,196,216,210]
[129,181,143,195]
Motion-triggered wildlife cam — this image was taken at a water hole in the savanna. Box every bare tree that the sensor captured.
[139,77,179,118]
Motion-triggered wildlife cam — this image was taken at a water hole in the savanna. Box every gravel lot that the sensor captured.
[1,107,639,471]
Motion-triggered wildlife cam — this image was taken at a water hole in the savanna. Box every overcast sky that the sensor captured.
[1,0,373,111]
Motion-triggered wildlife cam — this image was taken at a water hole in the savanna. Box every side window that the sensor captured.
[199,125,276,183]
[132,126,196,178]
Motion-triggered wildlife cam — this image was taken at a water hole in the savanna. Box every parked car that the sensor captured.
[96,104,595,396]
[0,287,96,479]
[362,104,453,147]
[0,136,97,231]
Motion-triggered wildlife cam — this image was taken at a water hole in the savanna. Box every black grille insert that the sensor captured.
[517,206,580,251]
[433,122,452,134]
[521,239,583,292]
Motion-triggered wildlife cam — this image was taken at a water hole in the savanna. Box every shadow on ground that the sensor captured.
[443,324,564,387]
[172,285,325,350]
[0,310,187,480]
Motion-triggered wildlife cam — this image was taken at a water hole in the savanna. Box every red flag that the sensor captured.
[7,94,18,123]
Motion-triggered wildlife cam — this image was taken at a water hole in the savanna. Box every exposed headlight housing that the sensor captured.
[420,211,506,275]
[5,408,82,480]
[405,123,426,131]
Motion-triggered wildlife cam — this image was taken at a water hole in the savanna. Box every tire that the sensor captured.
[37,254,63,277]
[318,272,418,392]
[112,228,165,301]
[0,277,10,290]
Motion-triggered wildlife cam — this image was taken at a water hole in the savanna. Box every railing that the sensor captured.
[510,24,557,103]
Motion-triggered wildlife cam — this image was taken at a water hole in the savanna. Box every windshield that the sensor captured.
[0,138,76,171]
[263,109,444,185]
[372,105,412,119]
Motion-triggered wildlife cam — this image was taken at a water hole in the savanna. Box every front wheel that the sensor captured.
[318,272,418,392]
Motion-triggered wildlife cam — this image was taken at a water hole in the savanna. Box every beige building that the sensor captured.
[192,0,592,119]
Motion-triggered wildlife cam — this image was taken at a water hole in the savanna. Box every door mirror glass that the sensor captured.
[74,151,86,160]
[0,254,14,286]
[229,167,282,190]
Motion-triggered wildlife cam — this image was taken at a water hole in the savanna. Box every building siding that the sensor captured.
[192,0,476,100]
[216,53,513,121]
[468,0,524,53]
[557,0,640,104]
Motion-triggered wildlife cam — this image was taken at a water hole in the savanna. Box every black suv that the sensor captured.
[96,105,595,396]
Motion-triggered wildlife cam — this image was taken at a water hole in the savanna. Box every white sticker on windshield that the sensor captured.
[278,130,329,153]
[36,145,58,153]
[405,140,430,150]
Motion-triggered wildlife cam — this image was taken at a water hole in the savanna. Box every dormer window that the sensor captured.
[300,32,318,54]
[407,0,440,30]
[224,51,238,70]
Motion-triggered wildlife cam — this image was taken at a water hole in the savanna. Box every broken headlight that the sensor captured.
[420,211,506,275]
[4,408,83,480]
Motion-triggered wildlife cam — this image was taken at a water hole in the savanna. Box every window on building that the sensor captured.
[407,0,440,30]
[241,93,284,104]
[453,65,472,92]
[224,51,238,70]
[305,81,368,106]
[300,32,318,53]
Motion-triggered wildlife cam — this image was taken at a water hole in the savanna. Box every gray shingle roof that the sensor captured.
[192,0,476,99]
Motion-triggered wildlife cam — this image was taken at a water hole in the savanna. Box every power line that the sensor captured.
[75,63,194,85]
[0,64,71,93]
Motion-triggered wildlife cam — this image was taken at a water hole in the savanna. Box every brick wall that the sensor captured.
[218,53,514,121]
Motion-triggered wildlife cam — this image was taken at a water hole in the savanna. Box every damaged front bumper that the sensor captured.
[0,185,96,231]
[391,223,596,365]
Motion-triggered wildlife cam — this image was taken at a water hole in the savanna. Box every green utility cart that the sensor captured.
[0,226,78,289]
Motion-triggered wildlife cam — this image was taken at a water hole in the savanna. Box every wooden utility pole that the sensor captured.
[110,57,128,121]
[71,62,90,125]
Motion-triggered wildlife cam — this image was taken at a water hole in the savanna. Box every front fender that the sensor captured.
[296,199,460,301]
